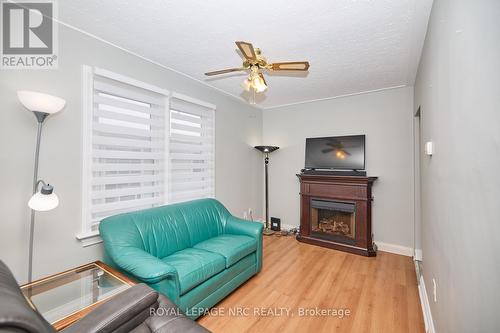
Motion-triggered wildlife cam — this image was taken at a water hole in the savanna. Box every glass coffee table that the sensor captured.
[21,261,136,331]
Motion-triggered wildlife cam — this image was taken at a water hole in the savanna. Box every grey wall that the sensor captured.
[263,87,415,249]
[0,25,263,283]
[414,0,500,331]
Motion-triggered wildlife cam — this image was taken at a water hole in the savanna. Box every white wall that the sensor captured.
[263,87,414,249]
[0,24,263,283]
[414,0,500,331]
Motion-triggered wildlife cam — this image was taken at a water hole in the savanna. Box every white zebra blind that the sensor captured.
[87,72,168,233]
[168,93,215,203]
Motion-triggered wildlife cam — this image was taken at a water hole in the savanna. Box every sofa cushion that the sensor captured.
[162,248,226,295]
[193,234,257,268]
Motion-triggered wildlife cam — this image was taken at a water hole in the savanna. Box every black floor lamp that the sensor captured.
[254,145,279,236]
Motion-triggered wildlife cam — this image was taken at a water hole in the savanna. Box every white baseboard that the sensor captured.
[418,275,436,333]
[375,241,413,257]
[414,248,423,261]
[254,226,414,257]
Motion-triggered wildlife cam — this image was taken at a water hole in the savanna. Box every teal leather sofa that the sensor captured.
[99,199,263,319]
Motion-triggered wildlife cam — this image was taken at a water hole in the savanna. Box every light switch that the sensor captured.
[425,141,433,156]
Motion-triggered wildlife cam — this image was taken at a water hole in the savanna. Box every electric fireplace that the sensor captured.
[297,173,378,256]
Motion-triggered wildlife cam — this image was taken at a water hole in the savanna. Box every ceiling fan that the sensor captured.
[205,41,310,94]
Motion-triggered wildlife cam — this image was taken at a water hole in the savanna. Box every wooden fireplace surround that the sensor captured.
[296,173,378,256]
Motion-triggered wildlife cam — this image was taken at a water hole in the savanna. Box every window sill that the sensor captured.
[75,231,102,247]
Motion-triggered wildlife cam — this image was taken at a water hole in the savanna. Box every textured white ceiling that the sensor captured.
[58,0,433,109]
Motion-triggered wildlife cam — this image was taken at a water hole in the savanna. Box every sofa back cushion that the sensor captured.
[99,199,230,259]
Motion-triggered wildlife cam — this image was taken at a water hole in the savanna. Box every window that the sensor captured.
[79,67,215,240]
[169,93,215,203]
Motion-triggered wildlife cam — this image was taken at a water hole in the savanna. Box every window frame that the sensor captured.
[77,66,216,246]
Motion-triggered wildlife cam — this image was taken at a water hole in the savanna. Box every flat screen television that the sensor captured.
[305,135,365,170]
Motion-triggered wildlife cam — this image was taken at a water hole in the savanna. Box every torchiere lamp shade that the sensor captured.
[17,91,66,114]
[254,146,279,153]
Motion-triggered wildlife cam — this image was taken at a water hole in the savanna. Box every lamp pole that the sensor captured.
[264,152,269,230]
[28,112,48,283]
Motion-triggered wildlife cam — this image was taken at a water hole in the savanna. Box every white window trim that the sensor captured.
[171,91,216,110]
[76,65,97,245]
[76,66,217,246]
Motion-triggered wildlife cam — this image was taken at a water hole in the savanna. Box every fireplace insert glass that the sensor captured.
[310,199,356,245]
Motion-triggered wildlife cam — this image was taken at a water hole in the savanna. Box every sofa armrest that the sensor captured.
[61,284,158,333]
[225,216,263,238]
[110,247,178,284]
[225,216,263,272]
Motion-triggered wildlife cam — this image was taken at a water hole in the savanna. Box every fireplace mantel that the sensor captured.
[296,173,378,256]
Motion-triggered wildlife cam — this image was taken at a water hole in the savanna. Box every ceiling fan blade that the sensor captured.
[235,41,257,61]
[204,68,245,76]
[271,61,310,71]
[259,73,267,86]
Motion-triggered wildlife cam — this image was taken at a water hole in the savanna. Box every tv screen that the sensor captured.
[305,135,365,170]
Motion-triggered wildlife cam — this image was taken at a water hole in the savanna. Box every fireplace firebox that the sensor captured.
[310,199,356,245]
[297,173,378,256]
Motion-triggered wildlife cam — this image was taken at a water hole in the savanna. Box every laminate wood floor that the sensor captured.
[197,235,425,333]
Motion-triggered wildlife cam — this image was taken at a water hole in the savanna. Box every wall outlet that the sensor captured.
[432,278,437,302]
[243,211,248,220]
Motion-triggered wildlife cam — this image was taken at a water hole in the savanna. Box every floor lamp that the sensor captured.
[18,91,65,283]
[254,145,279,236]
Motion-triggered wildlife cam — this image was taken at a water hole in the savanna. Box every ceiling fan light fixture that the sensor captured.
[251,74,267,93]
[255,82,267,93]
[241,78,252,91]
[205,41,309,99]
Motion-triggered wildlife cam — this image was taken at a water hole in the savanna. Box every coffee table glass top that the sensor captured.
[21,262,131,324]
